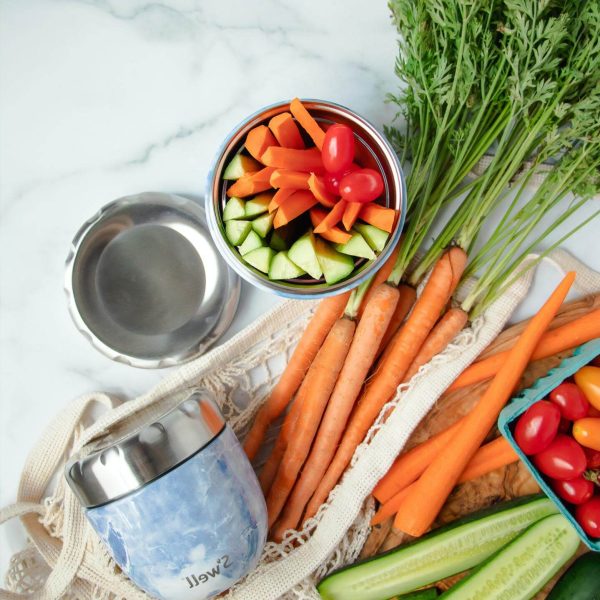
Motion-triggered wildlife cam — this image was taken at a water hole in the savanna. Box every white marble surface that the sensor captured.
[0,0,598,572]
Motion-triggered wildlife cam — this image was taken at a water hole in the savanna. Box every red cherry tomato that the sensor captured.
[549,382,589,420]
[533,434,587,480]
[323,164,358,195]
[514,400,561,455]
[575,497,600,538]
[551,476,594,505]
[584,447,600,468]
[558,418,572,434]
[321,124,355,174]
[339,168,384,203]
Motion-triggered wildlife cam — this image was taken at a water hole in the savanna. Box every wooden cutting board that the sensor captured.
[360,293,600,597]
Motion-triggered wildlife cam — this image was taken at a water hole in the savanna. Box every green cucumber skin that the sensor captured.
[395,588,439,600]
[439,514,580,600]
[546,553,600,600]
[317,495,556,600]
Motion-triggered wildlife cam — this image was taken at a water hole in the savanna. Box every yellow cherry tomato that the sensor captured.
[574,366,600,411]
[572,417,600,451]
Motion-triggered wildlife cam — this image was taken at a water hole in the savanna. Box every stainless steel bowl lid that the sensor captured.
[65,392,226,508]
[65,192,240,368]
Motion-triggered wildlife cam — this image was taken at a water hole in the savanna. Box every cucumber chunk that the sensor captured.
[269,231,288,251]
[315,238,355,284]
[288,234,323,280]
[252,212,275,238]
[335,231,376,260]
[225,219,252,245]
[245,192,272,218]
[354,222,390,252]
[441,514,579,600]
[238,230,263,256]
[243,246,275,274]
[223,153,261,180]
[223,196,246,221]
[317,495,558,600]
[269,251,306,280]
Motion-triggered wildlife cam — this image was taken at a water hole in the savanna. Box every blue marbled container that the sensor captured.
[66,393,267,600]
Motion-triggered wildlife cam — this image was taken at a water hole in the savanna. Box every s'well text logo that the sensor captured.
[184,555,233,588]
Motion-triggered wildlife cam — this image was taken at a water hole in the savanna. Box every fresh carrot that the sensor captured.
[310,208,352,244]
[371,436,518,525]
[245,125,278,161]
[449,307,600,391]
[375,284,416,358]
[268,112,305,149]
[273,190,318,228]
[270,169,310,190]
[342,201,362,231]
[290,98,325,150]
[359,204,396,232]
[273,284,400,537]
[308,173,337,207]
[393,272,576,536]
[268,188,296,213]
[304,247,468,520]
[313,200,347,233]
[226,167,276,198]
[358,243,401,319]
[372,417,467,504]
[262,146,324,172]
[404,307,469,381]
[243,292,350,460]
[266,318,355,528]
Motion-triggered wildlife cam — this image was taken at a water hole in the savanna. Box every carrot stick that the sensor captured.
[266,318,355,527]
[273,190,318,228]
[313,200,347,233]
[343,201,363,231]
[262,147,324,172]
[359,204,396,232]
[305,247,468,519]
[449,307,600,391]
[243,292,350,460]
[310,207,352,244]
[226,167,276,198]
[376,284,416,358]
[270,169,310,190]
[268,112,305,149]
[245,125,278,161]
[371,436,518,525]
[273,284,400,538]
[394,271,576,536]
[268,188,295,213]
[308,173,337,208]
[404,307,469,381]
[372,416,467,504]
[290,98,325,150]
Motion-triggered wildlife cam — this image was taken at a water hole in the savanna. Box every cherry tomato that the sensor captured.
[549,382,589,420]
[551,476,594,505]
[514,400,561,455]
[321,124,355,174]
[584,447,600,468]
[339,168,384,203]
[575,497,600,538]
[573,417,600,451]
[558,418,572,434]
[533,434,587,480]
[574,366,600,411]
[323,164,358,195]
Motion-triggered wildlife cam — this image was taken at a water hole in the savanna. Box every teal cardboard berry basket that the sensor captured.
[498,338,600,551]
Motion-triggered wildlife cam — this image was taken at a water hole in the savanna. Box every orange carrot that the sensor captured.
[343,201,362,231]
[273,284,400,538]
[371,436,518,525]
[270,169,310,190]
[314,200,347,233]
[273,190,318,228]
[268,112,305,149]
[308,173,337,208]
[262,147,324,172]
[243,292,350,460]
[268,188,295,213]
[359,204,396,232]
[394,272,576,536]
[227,167,276,198]
[304,247,468,519]
[404,307,469,381]
[290,98,325,150]
[372,417,467,504]
[449,307,600,391]
[376,284,416,358]
[266,318,355,527]
[245,125,278,161]
[358,242,401,319]
[310,208,352,244]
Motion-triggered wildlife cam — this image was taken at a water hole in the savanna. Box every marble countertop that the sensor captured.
[1,0,598,570]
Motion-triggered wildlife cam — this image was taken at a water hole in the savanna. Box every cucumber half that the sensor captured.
[225,219,252,246]
[223,196,246,221]
[223,153,261,180]
[317,495,558,600]
[440,513,579,600]
[269,251,306,280]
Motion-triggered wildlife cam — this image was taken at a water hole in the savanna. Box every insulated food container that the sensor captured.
[65,392,267,599]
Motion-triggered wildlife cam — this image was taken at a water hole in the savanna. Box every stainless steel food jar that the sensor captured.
[65,392,267,600]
